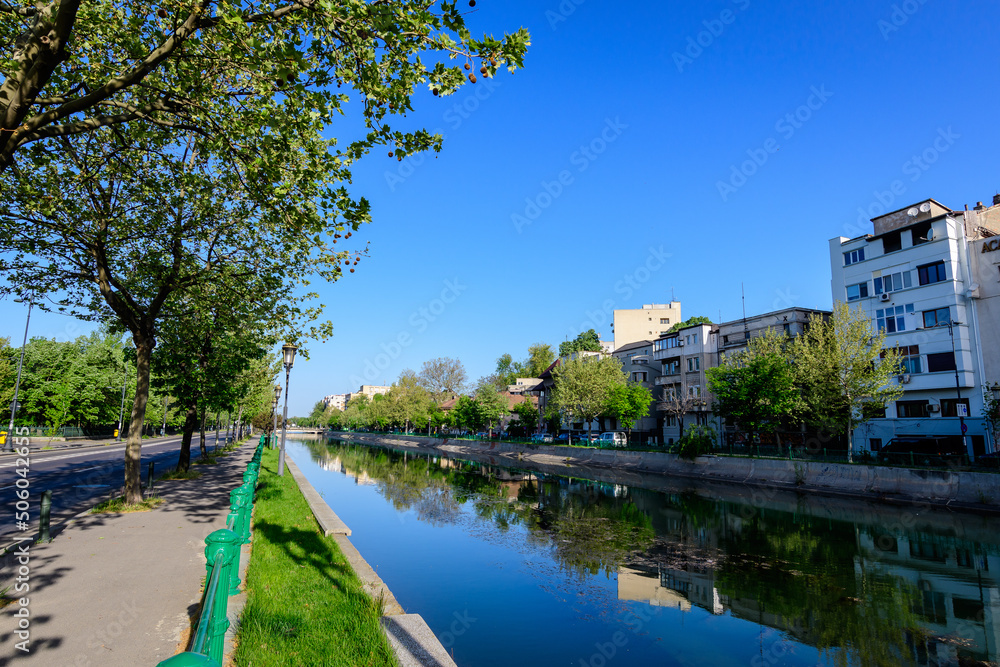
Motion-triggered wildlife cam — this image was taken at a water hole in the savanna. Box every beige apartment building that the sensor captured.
[612,302,682,348]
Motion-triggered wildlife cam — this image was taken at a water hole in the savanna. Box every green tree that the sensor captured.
[707,330,802,447]
[2,4,529,503]
[0,2,529,171]
[667,316,713,333]
[510,398,539,436]
[473,384,507,435]
[388,370,434,432]
[558,329,603,357]
[792,302,903,460]
[450,395,480,433]
[550,355,627,442]
[604,382,652,441]
[524,343,555,377]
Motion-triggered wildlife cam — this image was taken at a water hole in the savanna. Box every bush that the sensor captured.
[677,425,716,460]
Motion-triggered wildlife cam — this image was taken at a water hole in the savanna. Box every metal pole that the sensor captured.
[7,298,32,451]
[38,490,52,542]
[948,322,969,459]
[277,365,291,476]
[161,396,168,437]
[272,399,279,450]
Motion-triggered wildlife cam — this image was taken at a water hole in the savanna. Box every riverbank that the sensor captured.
[329,432,1000,514]
[235,447,457,667]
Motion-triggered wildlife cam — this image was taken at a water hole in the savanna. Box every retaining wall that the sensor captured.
[329,433,1000,511]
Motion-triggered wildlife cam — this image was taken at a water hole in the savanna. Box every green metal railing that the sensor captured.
[157,438,265,667]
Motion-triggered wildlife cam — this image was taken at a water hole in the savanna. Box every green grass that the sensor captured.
[233,447,398,667]
[91,495,164,513]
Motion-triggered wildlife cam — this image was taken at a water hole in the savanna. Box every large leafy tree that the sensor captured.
[550,355,627,442]
[707,330,802,448]
[388,369,434,431]
[0,1,530,171]
[667,316,712,333]
[604,382,652,441]
[1,5,529,502]
[792,302,902,460]
[558,329,602,358]
[417,356,467,399]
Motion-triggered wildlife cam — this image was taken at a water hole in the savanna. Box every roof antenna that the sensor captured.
[671,286,675,302]
[742,283,749,340]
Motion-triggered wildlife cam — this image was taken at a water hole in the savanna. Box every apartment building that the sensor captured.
[830,197,1000,457]
[612,302,682,348]
[653,322,715,444]
[322,393,347,411]
[612,340,661,442]
[716,307,829,358]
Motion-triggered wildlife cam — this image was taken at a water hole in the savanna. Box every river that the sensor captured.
[286,437,999,666]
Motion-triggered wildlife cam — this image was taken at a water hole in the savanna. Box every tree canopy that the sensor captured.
[559,329,602,357]
[667,316,713,333]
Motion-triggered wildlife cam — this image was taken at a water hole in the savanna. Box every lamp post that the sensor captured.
[161,396,168,437]
[277,343,297,476]
[271,384,281,449]
[7,294,33,452]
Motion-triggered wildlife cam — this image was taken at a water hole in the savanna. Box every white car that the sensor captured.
[598,432,627,447]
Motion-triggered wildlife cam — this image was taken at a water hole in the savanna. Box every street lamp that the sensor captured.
[6,294,33,452]
[277,343,298,476]
[271,384,281,449]
[941,320,968,458]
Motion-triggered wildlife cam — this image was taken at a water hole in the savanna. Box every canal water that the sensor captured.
[286,438,1000,667]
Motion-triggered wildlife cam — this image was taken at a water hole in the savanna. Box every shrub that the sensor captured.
[677,425,716,460]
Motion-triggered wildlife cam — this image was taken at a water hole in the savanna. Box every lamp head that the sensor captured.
[282,343,298,368]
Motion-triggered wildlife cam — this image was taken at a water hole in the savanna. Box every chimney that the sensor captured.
[976,201,985,210]
[993,194,1000,206]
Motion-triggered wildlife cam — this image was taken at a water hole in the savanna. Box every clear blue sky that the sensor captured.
[3,0,999,415]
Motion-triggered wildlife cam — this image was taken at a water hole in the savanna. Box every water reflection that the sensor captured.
[304,439,999,666]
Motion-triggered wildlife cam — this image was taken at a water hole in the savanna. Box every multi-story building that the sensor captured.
[612,340,661,443]
[830,197,1000,457]
[612,302,682,348]
[716,307,829,358]
[344,384,391,405]
[653,322,716,444]
[322,393,347,411]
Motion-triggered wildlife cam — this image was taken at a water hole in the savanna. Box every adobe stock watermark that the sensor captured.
[545,0,586,30]
[717,85,833,202]
[877,0,930,40]
[511,117,628,233]
[348,278,467,387]
[564,245,671,341]
[384,78,503,192]
[842,127,959,238]
[672,0,751,73]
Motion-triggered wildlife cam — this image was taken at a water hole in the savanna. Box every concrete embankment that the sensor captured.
[329,433,1000,514]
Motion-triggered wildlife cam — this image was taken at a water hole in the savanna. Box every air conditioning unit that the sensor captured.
[897,374,911,384]
[677,340,685,347]
[927,404,940,412]
[879,293,891,302]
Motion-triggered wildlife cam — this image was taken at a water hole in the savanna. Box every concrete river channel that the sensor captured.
[286,437,1000,666]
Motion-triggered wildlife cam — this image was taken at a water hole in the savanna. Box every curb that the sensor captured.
[284,450,457,667]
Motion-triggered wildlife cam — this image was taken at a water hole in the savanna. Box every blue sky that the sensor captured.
[3,0,999,415]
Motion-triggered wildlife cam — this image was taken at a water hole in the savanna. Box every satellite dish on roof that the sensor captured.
[907,207,919,217]
[919,202,931,213]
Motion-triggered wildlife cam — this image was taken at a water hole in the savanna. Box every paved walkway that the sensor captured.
[0,442,256,666]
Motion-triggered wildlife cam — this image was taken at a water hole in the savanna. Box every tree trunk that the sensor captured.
[199,406,208,459]
[123,337,153,504]
[177,404,198,472]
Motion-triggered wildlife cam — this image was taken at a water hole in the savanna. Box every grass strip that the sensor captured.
[233,447,398,667]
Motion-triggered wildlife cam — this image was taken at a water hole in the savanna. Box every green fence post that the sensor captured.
[204,529,242,659]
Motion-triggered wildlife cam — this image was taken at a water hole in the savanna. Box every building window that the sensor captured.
[922,307,950,328]
[941,398,970,417]
[688,385,701,397]
[901,355,922,374]
[687,357,700,372]
[664,361,679,375]
[874,271,912,294]
[927,352,956,372]
[875,304,914,333]
[846,282,869,301]
[632,371,647,383]
[844,248,865,265]
[882,232,902,253]
[870,438,883,451]
[917,261,947,285]
[783,323,791,335]
[660,318,669,324]
[911,221,932,246]
[897,400,928,418]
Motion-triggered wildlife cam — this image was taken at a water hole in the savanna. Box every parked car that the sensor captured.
[598,432,628,448]
[975,451,1000,468]
[876,436,967,466]
[531,433,553,443]
[555,433,569,442]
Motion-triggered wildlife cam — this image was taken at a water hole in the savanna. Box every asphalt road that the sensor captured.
[0,433,235,544]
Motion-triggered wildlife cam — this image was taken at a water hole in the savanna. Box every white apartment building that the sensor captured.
[612,302,682,348]
[653,322,715,444]
[830,197,1000,457]
[322,393,347,411]
[611,340,660,442]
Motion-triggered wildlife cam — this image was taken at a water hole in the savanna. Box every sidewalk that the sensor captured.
[0,442,256,666]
